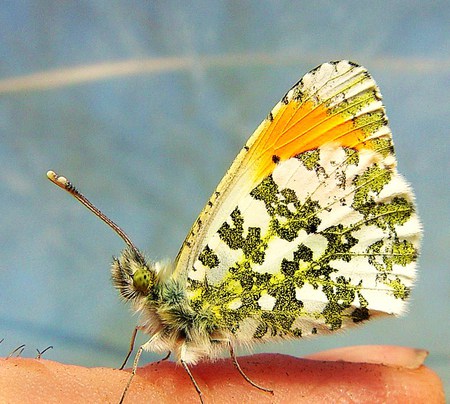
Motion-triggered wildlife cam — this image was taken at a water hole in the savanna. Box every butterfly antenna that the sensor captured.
[47,170,144,262]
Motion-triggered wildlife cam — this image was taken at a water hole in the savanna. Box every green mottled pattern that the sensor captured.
[198,245,220,269]
[329,89,379,119]
[298,149,320,171]
[186,146,419,340]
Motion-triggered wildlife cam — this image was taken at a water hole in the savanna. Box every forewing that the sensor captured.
[174,60,421,340]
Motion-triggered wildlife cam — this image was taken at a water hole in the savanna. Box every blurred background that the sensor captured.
[1,0,448,396]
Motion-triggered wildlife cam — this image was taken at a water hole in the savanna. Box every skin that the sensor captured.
[0,346,444,403]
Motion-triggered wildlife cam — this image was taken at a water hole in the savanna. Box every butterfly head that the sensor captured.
[111,247,159,303]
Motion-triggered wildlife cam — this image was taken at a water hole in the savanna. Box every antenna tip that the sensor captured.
[47,170,69,189]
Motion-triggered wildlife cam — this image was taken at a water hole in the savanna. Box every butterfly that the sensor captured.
[48,60,422,403]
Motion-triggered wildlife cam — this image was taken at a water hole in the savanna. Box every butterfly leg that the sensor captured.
[119,325,143,370]
[229,344,273,393]
[181,360,204,404]
[119,333,162,404]
[157,350,171,363]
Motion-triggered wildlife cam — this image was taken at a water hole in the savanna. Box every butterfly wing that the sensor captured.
[174,60,421,341]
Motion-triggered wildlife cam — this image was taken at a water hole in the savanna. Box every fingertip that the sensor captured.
[0,352,445,403]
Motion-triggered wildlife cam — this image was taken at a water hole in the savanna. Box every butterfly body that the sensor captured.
[112,248,230,365]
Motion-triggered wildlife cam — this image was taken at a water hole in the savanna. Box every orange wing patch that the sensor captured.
[246,62,391,182]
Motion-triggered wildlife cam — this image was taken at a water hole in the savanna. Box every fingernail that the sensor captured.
[304,345,428,369]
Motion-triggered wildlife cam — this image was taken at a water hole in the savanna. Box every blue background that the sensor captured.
[1,1,448,396]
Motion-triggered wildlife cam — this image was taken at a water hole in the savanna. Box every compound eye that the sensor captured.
[132,269,151,293]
